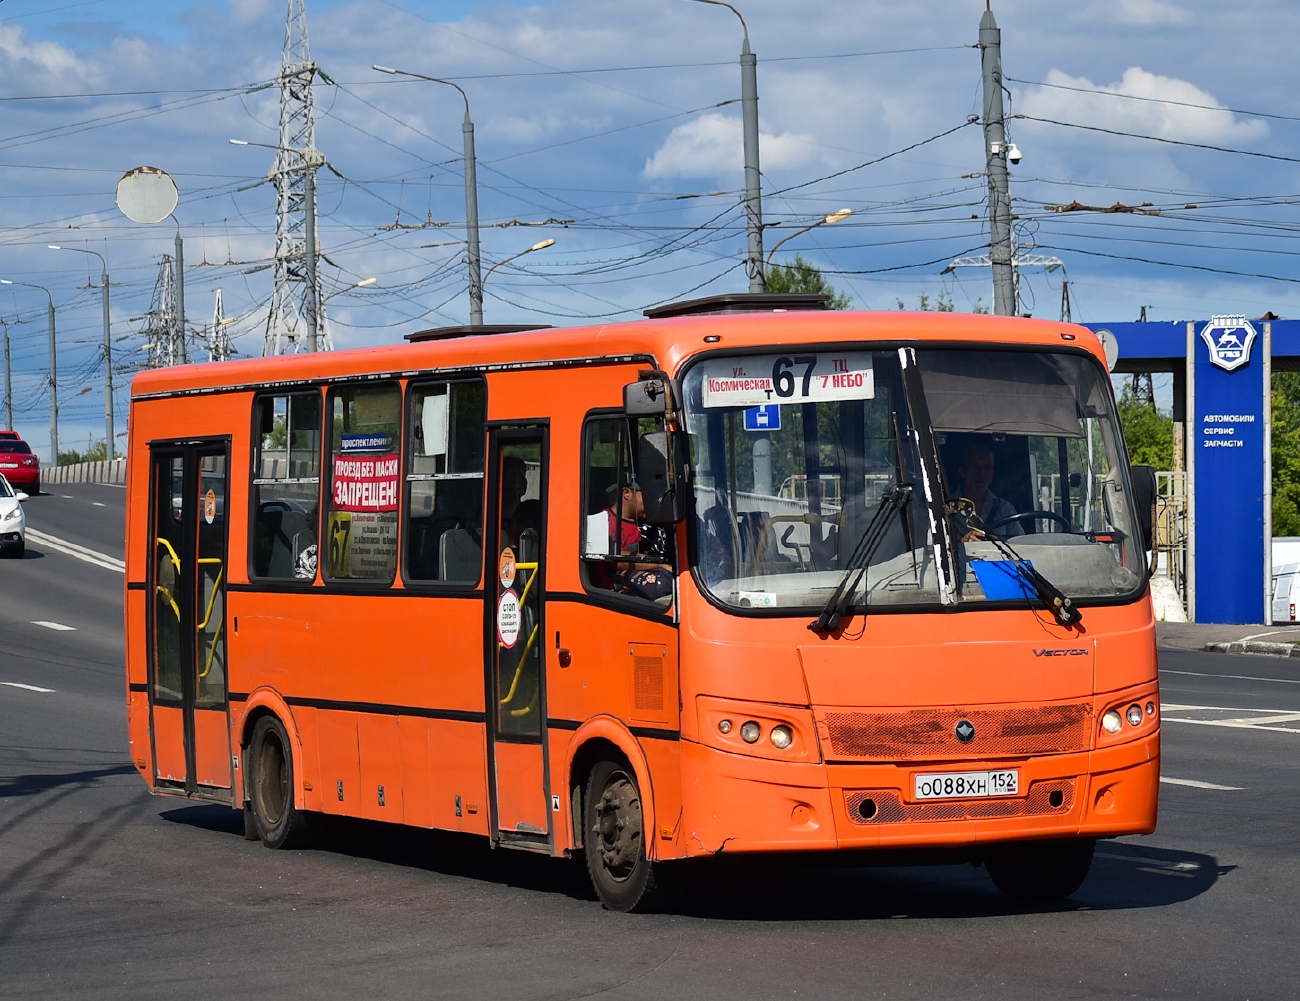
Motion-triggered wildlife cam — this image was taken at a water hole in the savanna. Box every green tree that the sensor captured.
[58,440,108,465]
[1116,382,1174,468]
[765,255,852,309]
[1272,372,1300,535]
[895,291,989,313]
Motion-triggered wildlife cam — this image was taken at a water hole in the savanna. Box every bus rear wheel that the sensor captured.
[985,837,1095,901]
[248,715,309,850]
[584,759,661,912]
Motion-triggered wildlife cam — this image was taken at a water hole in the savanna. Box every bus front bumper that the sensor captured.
[672,731,1159,858]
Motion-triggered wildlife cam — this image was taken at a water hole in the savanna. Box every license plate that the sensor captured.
[0,462,16,468]
[914,769,1019,800]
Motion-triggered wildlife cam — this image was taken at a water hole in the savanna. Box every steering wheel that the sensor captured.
[986,510,1073,534]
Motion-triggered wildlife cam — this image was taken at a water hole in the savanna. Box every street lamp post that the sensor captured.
[764,209,852,269]
[0,279,57,466]
[49,245,114,461]
[689,0,765,291]
[230,139,325,351]
[373,65,484,324]
[482,239,555,289]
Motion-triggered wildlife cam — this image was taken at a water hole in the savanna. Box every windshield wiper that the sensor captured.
[808,484,913,635]
[976,531,1083,626]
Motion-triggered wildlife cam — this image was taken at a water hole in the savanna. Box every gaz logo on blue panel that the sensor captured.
[1200,315,1258,372]
[743,404,781,431]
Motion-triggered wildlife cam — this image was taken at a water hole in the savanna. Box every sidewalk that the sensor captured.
[1157,621,1300,656]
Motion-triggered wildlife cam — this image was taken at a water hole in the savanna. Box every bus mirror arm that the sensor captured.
[624,371,675,417]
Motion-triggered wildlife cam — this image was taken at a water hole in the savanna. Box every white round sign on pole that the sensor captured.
[116,166,178,225]
[497,591,521,648]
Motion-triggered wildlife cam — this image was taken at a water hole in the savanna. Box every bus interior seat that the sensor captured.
[256,503,313,578]
[440,527,483,582]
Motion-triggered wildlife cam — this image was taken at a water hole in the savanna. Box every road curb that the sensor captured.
[1203,640,1300,657]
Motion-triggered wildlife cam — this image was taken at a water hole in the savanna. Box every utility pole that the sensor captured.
[980,5,1015,315]
[46,294,58,465]
[740,27,765,291]
[2,320,11,431]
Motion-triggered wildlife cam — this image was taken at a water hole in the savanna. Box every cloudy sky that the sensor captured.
[0,0,1296,459]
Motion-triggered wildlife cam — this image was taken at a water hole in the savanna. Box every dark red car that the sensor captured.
[0,438,39,493]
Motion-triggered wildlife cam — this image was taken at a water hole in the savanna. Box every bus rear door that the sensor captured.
[146,441,233,800]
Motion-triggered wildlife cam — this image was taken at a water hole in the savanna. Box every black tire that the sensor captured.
[985,837,1095,901]
[584,759,661,912]
[248,715,309,849]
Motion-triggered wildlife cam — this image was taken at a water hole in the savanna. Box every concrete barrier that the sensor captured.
[42,458,127,487]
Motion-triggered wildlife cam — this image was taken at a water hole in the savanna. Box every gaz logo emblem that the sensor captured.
[954,719,976,744]
[1200,314,1258,372]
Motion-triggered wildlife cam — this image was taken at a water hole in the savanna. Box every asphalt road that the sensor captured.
[2,484,1298,999]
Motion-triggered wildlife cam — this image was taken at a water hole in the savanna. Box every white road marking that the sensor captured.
[92,501,105,507]
[24,528,124,573]
[1161,702,1300,735]
[1160,777,1244,791]
[33,620,75,631]
[0,681,55,693]
[1162,668,1300,686]
[60,494,73,499]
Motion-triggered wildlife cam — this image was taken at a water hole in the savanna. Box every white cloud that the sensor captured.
[643,112,821,180]
[1018,67,1268,145]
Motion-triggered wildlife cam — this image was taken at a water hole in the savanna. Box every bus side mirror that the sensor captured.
[639,431,688,524]
[1130,464,1156,552]
[624,378,670,417]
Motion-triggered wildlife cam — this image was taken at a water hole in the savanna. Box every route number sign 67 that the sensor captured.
[701,352,875,408]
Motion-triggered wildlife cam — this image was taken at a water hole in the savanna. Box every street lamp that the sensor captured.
[48,245,115,461]
[688,0,765,291]
[230,138,326,351]
[482,239,555,287]
[764,209,852,269]
[321,277,377,306]
[373,65,485,324]
[0,279,58,466]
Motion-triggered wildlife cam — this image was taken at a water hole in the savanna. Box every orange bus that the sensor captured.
[124,294,1159,911]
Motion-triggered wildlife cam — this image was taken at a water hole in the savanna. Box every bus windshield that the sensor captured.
[681,345,1144,613]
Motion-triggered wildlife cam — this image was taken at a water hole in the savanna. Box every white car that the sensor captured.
[0,472,27,558]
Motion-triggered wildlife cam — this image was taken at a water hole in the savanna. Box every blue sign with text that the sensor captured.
[1194,315,1266,624]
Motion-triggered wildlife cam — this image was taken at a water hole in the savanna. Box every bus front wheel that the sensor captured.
[584,759,661,912]
[985,837,1095,901]
[248,715,309,850]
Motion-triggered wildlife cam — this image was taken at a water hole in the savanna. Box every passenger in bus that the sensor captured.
[955,443,1022,540]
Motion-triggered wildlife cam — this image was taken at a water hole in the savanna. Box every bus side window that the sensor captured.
[580,414,674,604]
[251,391,322,581]
[325,382,402,583]
[405,379,486,584]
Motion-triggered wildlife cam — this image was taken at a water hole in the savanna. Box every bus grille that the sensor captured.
[820,702,1092,760]
[845,779,1075,825]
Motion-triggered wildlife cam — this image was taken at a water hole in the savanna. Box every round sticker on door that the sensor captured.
[498,547,517,589]
[203,488,217,525]
[497,590,521,648]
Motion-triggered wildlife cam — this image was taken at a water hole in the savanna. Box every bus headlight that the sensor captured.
[770,725,793,749]
[1101,710,1123,734]
[717,719,733,734]
[1126,704,1144,727]
[740,721,761,743]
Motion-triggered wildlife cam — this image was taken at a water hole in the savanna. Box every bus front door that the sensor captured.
[147,442,233,801]
[485,428,551,847]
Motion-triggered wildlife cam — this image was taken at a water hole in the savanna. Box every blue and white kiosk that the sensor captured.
[1085,316,1293,624]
